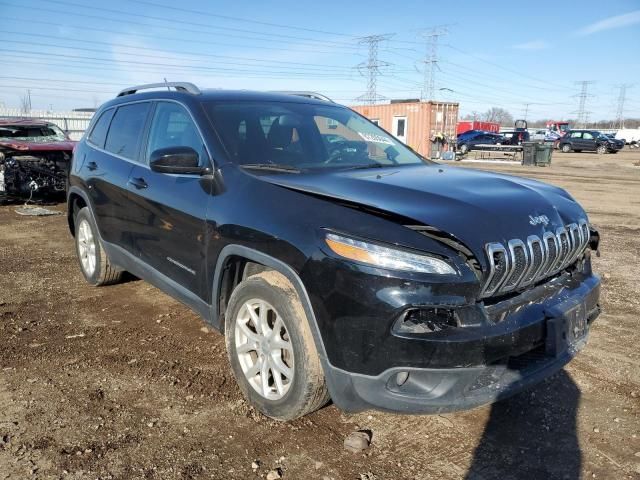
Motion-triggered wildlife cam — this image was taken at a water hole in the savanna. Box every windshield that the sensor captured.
[205,101,429,170]
[0,124,66,142]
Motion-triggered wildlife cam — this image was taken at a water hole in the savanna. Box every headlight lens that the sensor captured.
[325,233,456,275]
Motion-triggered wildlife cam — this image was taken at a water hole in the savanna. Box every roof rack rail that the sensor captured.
[117,82,201,97]
[272,91,334,103]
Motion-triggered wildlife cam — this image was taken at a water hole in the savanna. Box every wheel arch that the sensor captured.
[211,245,329,366]
[66,187,92,237]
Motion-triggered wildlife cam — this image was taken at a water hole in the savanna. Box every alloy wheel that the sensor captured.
[77,219,97,276]
[234,299,294,400]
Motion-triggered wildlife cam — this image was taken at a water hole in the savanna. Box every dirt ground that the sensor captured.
[1,149,639,480]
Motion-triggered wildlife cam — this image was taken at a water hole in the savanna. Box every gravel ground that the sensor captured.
[1,149,639,480]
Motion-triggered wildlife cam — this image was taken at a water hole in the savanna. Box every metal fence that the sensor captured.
[0,108,94,140]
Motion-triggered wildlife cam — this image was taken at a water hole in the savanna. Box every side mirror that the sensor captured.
[149,146,210,175]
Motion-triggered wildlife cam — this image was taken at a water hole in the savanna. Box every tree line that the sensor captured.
[461,108,640,130]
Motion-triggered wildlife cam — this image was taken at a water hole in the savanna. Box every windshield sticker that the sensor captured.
[358,132,395,146]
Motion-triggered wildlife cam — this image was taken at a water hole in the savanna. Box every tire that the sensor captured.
[224,270,329,420]
[596,145,607,155]
[459,144,469,154]
[561,144,572,153]
[74,207,123,286]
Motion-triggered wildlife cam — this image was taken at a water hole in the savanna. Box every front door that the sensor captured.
[581,131,597,151]
[126,101,212,296]
[392,116,408,144]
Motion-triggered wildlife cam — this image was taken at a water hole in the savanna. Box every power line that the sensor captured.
[2,0,359,50]
[355,34,393,105]
[0,46,358,78]
[2,15,362,57]
[123,0,355,37]
[0,32,356,71]
[443,44,575,93]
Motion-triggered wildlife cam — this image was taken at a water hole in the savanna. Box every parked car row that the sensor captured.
[457,128,627,155]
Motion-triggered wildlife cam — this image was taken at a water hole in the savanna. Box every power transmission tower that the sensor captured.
[420,26,448,101]
[615,84,632,129]
[355,34,393,105]
[572,81,594,128]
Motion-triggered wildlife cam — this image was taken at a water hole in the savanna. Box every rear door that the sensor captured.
[84,102,151,249]
[126,101,212,295]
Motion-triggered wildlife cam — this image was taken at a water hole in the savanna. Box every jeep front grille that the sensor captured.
[481,219,590,298]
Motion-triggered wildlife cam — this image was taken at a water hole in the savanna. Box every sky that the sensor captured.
[0,0,639,122]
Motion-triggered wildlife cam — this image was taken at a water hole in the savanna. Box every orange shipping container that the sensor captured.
[350,100,459,158]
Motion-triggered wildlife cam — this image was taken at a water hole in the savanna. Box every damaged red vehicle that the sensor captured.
[0,119,75,199]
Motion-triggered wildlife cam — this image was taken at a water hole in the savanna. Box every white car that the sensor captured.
[615,128,640,148]
[530,129,547,141]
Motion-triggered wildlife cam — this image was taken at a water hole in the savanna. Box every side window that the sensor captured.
[147,102,207,165]
[583,132,594,140]
[570,132,582,139]
[104,103,151,161]
[87,108,114,148]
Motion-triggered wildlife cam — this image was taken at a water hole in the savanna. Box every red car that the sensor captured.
[0,119,76,199]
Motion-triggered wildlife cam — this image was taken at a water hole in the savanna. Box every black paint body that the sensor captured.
[68,90,601,413]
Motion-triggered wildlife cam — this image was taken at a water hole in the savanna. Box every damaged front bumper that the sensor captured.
[316,266,601,414]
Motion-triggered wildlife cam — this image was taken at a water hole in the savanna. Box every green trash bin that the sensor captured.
[522,142,537,165]
[535,143,553,166]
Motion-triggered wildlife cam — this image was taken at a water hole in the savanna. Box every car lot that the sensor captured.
[1,150,639,479]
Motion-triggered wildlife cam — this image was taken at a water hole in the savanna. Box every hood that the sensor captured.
[0,139,76,152]
[257,164,587,255]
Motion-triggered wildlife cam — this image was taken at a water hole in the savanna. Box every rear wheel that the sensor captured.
[225,271,329,420]
[561,144,572,153]
[74,207,123,286]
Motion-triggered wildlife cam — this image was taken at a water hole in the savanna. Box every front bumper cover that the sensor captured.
[324,274,600,414]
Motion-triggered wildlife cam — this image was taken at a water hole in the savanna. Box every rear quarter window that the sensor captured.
[87,108,114,148]
[104,102,151,160]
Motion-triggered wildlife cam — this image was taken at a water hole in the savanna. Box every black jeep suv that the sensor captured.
[68,83,601,420]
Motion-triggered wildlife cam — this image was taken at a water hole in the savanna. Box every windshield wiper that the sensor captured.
[240,163,301,173]
[339,163,386,171]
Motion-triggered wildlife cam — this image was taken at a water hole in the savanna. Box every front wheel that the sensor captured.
[459,144,469,154]
[224,271,329,420]
[596,145,607,155]
[561,144,572,153]
[74,207,123,286]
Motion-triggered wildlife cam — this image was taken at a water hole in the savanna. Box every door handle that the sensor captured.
[86,161,98,171]
[128,177,148,189]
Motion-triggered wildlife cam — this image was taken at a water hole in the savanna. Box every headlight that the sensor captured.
[325,232,457,275]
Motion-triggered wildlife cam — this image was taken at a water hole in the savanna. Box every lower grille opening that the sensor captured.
[392,308,457,335]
